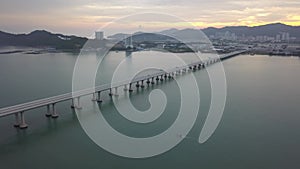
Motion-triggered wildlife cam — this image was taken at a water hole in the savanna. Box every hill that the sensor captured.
[108,23,300,41]
[202,23,300,38]
[0,30,88,50]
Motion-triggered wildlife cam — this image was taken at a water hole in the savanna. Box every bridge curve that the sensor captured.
[0,50,247,129]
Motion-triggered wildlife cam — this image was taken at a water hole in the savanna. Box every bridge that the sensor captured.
[0,50,247,129]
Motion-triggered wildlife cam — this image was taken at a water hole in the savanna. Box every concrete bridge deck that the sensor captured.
[0,50,247,128]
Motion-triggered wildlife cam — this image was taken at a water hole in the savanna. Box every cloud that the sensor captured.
[0,0,299,36]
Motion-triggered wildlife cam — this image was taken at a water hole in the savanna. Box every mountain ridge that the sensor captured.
[0,30,88,50]
[1,23,299,48]
[201,23,300,38]
[108,23,300,40]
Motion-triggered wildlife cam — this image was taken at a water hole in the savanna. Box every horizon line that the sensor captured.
[1,22,299,38]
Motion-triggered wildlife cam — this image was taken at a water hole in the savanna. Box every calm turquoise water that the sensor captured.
[0,51,300,169]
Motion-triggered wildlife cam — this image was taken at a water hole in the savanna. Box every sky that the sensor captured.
[0,0,299,37]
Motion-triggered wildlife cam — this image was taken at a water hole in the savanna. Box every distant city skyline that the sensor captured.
[1,0,299,37]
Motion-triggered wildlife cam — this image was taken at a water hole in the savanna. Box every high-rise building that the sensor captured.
[95,31,104,40]
[276,34,281,41]
[281,32,290,41]
[282,32,286,41]
[286,33,290,41]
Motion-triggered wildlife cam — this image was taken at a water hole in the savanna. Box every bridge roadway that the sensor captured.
[0,50,246,128]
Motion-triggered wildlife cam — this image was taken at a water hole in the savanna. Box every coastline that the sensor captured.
[0,46,299,58]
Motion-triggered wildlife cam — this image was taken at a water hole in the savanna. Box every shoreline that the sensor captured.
[0,47,299,58]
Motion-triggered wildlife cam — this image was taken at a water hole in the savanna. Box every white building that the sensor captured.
[95,31,104,40]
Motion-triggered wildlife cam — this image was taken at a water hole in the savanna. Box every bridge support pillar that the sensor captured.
[136,82,140,88]
[45,104,52,117]
[75,97,82,109]
[72,97,82,109]
[19,111,28,129]
[109,88,113,96]
[14,113,20,127]
[124,84,128,91]
[114,87,119,96]
[141,80,145,88]
[71,99,75,108]
[92,93,97,101]
[151,77,155,84]
[96,91,103,102]
[129,83,133,92]
[160,75,164,81]
[51,103,59,118]
[146,79,150,85]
